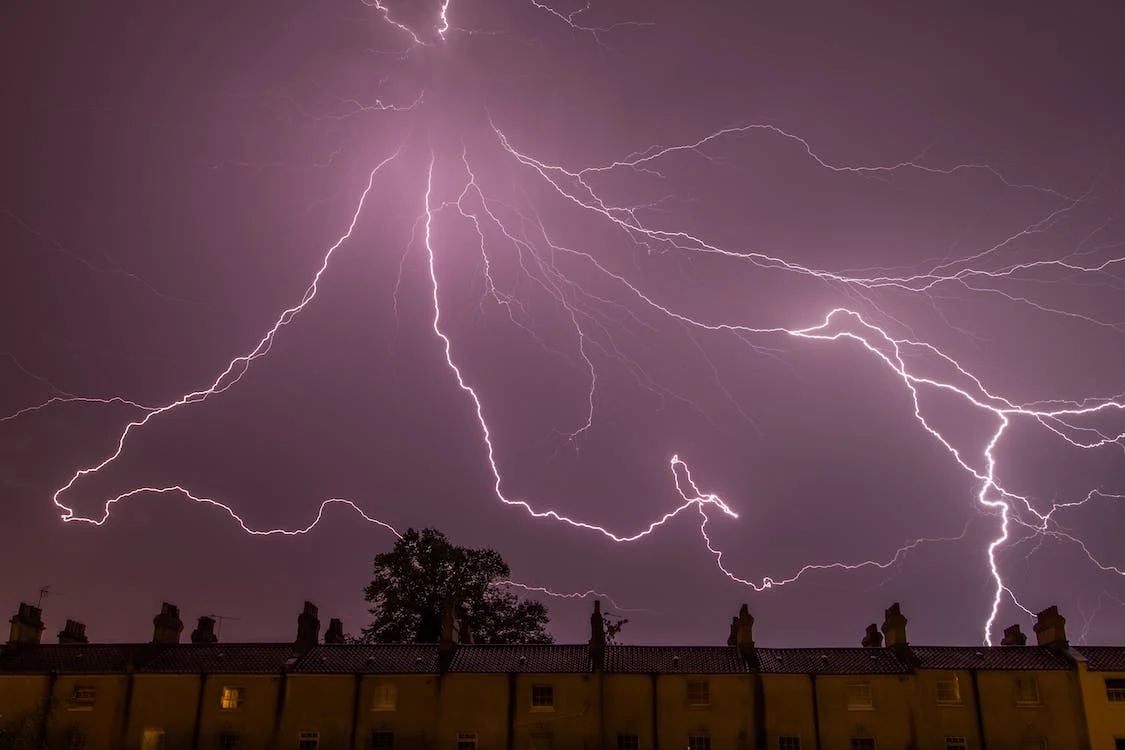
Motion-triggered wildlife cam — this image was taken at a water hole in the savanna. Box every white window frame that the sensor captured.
[1015,676,1040,706]
[945,737,967,750]
[220,686,245,710]
[140,729,166,750]
[778,737,801,750]
[69,686,96,711]
[530,684,555,711]
[937,677,962,705]
[297,730,319,750]
[1106,678,1125,702]
[373,682,397,711]
[456,733,478,750]
[686,679,711,707]
[847,682,874,710]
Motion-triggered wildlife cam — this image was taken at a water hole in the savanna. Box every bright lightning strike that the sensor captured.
[11,0,1125,647]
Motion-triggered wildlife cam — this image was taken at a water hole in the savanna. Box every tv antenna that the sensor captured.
[37,586,59,608]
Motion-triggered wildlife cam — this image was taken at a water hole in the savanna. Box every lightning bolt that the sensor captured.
[13,0,1125,647]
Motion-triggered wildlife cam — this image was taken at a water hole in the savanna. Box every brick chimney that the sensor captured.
[58,620,88,645]
[732,604,755,657]
[589,600,606,671]
[1001,623,1027,646]
[439,602,461,673]
[1033,605,1067,648]
[862,623,883,648]
[881,603,908,647]
[295,602,320,653]
[191,616,218,644]
[324,618,345,644]
[8,603,45,647]
[152,602,184,645]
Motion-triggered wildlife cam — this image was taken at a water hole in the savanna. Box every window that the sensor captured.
[937,678,962,704]
[1114,740,1125,750]
[945,737,967,750]
[531,684,554,711]
[851,740,876,750]
[1019,740,1047,750]
[67,732,88,750]
[373,682,397,711]
[69,686,96,711]
[617,735,640,750]
[847,682,874,710]
[1106,678,1125,702]
[220,686,245,710]
[370,732,394,750]
[141,729,166,750]
[1015,677,1040,705]
[457,734,477,750]
[530,733,553,750]
[688,736,711,750]
[297,731,319,750]
[686,680,711,707]
[219,734,240,750]
[779,737,801,750]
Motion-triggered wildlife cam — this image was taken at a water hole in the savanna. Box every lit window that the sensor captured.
[371,731,394,750]
[617,735,640,750]
[688,736,711,750]
[69,687,96,711]
[373,683,397,711]
[530,733,553,750]
[220,686,245,710]
[1106,678,1125,702]
[67,732,88,750]
[297,731,319,750]
[1019,740,1047,750]
[937,678,961,704]
[141,729,166,750]
[779,737,801,750]
[457,733,477,750]
[686,680,711,707]
[847,682,874,710]
[219,734,240,750]
[531,684,554,710]
[1015,677,1040,705]
[851,739,876,750]
[945,737,967,750]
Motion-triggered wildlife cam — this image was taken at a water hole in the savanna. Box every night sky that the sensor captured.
[4,1,1125,648]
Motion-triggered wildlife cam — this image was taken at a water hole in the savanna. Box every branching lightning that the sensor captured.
[8,0,1125,644]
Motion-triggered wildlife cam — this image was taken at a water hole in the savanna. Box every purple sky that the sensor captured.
[3,0,1125,648]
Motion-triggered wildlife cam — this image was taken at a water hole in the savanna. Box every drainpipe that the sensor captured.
[36,671,58,750]
[810,674,822,750]
[507,672,517,750]
[650,673,659,750]
[191,673,208,750]
[969,670,987,750]
[349,673,362,750]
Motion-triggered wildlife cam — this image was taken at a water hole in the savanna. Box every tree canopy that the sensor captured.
[361,528,553,644]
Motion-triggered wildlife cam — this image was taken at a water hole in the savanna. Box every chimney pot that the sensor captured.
[58,620,88,645]
[881,602,908,647]
[191,616,218,644]
[589,600,606,671]
[324,618,345,644]
[295,601,320,653]
[8,603,46,647]
[152,601,184,645]
[1001,623,1028,647]
[862,623,883,648]
[1033,605,1067,648]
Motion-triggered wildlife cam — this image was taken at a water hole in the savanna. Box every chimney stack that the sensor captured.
[295,602,320,653]
[1001,623,1027,647]
[58,620,88,645]
[733,604,755,658]
[324,618,345,644]
[152,602,184,645]
[589,600,606,671]
[191,616,218,644]
[862,623,883,648]
[881,603,908,647]
[1033,605,1067,648]
[8,603,45,647]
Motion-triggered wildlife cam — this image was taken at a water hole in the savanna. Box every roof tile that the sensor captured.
[448,645,590,673]
[910,646,1073,671]
[293,645,439,673]
[1075,647,1125,672]
[140,644,297,673]
[0,644,152,674]
[756,648,910,674]
[604,646,747,674]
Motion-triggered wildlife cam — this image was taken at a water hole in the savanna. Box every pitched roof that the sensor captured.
[140,644,297,673]
[292,645,439,674]
[448,645,590,673]
[910,646,1073,671]
[1074,647,1125,672]
[604,646,748,674]
[756,648,910,674]
[0,644,152,674]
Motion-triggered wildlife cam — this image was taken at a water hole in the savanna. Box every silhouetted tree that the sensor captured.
[603,612,629,645]
[361,528,553,644]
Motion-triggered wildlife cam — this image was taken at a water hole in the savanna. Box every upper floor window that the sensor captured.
[686,679,711,707]
[219,734,240,750]
[1106,678,1125,702]
[456,733,477,750]
[531,684,555,710]
[617,735,640,750]
[69,686,96,711]
[778,737,801,750]
[688,736,711,750]
[945,737,967,750]
[1015,677,1040,706]
[220,686,245,710]
[847,682,874,710]
[297,731,319,750]
[851,739,876,750]
[371,732,394,750]
[373,682,397,711]
[141,729,165,750]
[937,678,961,704]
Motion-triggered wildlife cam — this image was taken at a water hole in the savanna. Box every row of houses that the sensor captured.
[1,598,1124,749]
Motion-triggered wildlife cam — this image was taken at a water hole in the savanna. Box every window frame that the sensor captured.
[372,682,398,712]
[1014,676,1041,706]
[850,739,877,750]
[68,686,96,711]
[1106,678,1125,703]
[530,684,555,711]
[370,730,394,750]
[686,679,711,708]
[687,735,712,750]
[778,736,801,750]
[218,733,240,750]
[456,733,478,750]
[945,737,967,750]
[219,686,245,710]
[296,730,319,750]
[847,682,874,711]
[616,734,640,750]
[936,677,962,705]
[140,729,166,750]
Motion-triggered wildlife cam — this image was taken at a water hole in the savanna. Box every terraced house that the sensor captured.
[1,598,1122,749]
